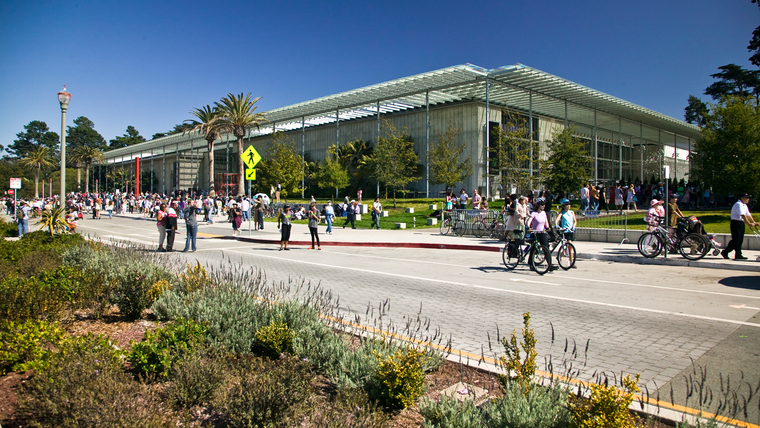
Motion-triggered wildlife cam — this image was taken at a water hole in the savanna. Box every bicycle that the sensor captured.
[637,216,709,260]
[440,211,466,236]
[501,231,553,275]
[548,227,577,270]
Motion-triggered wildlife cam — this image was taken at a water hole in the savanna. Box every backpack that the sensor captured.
[16,208,24,220]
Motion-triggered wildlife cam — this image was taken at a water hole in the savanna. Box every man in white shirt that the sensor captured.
[722,193,758,260]
[580,184,589,212]
[459,189,469,209]
[241,197,251,222]
[17,201,32,237]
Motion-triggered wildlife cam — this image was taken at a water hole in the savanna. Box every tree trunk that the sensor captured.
[34,165,40,199]
[207,138,215,195]
[76,167,81,191]
[236,137,245,196]
[85,164,90,194]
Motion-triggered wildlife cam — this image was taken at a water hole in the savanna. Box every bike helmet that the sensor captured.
[560,198,570,206]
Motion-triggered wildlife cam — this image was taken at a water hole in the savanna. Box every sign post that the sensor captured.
[240,146,261,237]
[10,178,21,213]
[663,165,670,259]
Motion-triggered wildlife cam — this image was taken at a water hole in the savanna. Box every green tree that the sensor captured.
[315,155,350,195]
[67,117,107,151]
[364,120,418,207]
[70,146,105,193]
[692,96,760,199]
[490,111,538,195]
[684,95,709,127]
[19,147,56,199]
[8,121,60,160]
[258,132,303,199]
[216,93,269,196]
[427,121,472,193]
[108,126,146,150]
[542,127,591,196]
[704,64,760,102]
[185,105,222,195]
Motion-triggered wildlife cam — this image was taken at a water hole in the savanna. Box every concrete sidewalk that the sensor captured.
[174,213,760,273]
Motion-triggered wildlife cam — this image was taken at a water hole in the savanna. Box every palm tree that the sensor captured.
[70,146,105,193]
[19,146,55,199]
[185,105,221,196]
[216,93,268,196]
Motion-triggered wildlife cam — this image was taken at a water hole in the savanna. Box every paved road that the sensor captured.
[72,215,760,425]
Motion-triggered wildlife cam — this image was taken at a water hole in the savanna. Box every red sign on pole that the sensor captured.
[8,190,14,195]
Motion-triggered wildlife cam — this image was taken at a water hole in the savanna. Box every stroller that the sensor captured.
[685,215,722,256]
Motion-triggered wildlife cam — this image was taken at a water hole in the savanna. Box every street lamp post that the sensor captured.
[58,86,71,207]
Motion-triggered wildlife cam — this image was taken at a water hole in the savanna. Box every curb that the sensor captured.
[577,252,760,273]
[225,235,504,253]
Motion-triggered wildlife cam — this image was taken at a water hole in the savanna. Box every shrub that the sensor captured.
[0,320,66,375]
[165,349,227,409]
[255,318,296,357]
[373,345,427,409]
[213,354,315,427]
[0,274,70,322]
[128,318,207,378]
[486,380,571,428]
[0,218,18,237]
[177,262,214,294]
[498,312,538,396]
[19,334,169,428]
[570,373,641,428]
[111,272,153,319]
[147,279,172,303]
[420,394,483,428]
[16,249,61,278]
[303,387,389,427]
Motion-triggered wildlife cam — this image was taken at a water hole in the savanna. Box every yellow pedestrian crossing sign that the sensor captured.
[245,169,256,180]
[241,145,261,168]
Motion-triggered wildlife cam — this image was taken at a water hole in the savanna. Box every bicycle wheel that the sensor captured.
[529,245,552,275]
[440,219,450,235]
[637,232,662,258]
[557,242,576,270]
[502,241,520,270]
[472,221,485,238]
[454,221,466,237]
[678,233,709,260]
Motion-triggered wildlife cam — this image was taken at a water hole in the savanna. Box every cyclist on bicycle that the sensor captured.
[528,198,550,248]
[554,198,576,242]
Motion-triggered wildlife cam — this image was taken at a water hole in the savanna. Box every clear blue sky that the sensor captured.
[0,0,757,150]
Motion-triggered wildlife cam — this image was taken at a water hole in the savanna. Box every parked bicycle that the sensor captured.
[637,216,709,260]
[440,211,466,236]
[548,227,576,270]
[502,231,553,275]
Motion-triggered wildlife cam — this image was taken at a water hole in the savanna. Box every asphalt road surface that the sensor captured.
[74,215,760,425]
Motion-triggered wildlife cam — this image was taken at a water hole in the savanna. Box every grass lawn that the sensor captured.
[272,198,737,234]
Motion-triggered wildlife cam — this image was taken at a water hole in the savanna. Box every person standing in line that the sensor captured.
[589,184,598,211]
[278,205,292,250]
[580,183,589,213]
[16,201,31,237]
[343,200,357,229]
[614,183,624,211]
[106,200,114,218]
[230,202,243,237]
[156,203,168,252]
[165,202,179,252]
[275,182,281,203]
[598,186,609,212]
[308,202,321,250]
[241,196,251,222]
[371,197,382,229]
[626,184,638,212]
[722,193,758,260]
[472,189,482,209]
[459,189,469,209]
[182,199,198,252]
[325,200,335,234]
[254,195,265,231]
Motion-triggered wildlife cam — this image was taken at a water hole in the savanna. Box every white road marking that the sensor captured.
[730,304,760,310]
[222,249,760,328]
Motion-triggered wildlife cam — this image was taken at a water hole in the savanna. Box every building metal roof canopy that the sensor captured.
[105,63,699,160]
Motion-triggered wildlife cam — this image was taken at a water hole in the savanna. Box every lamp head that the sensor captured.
[58,85,71,110]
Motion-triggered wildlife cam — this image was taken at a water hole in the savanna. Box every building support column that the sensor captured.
[564,100,568,128]
[162,146,166,195]
[150,149,154,194]
[594,110,598,184]
[426,91,430,199]
[529,91,534,189]
[176,142,180,193]
[640,123,644,183]
[376,100,381,197]
[301,117,305,199]
[618,117,623,182]
[335,107,340,199]
[674,133,678,182]
[485,78,490,199]
[658,129,663,180]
